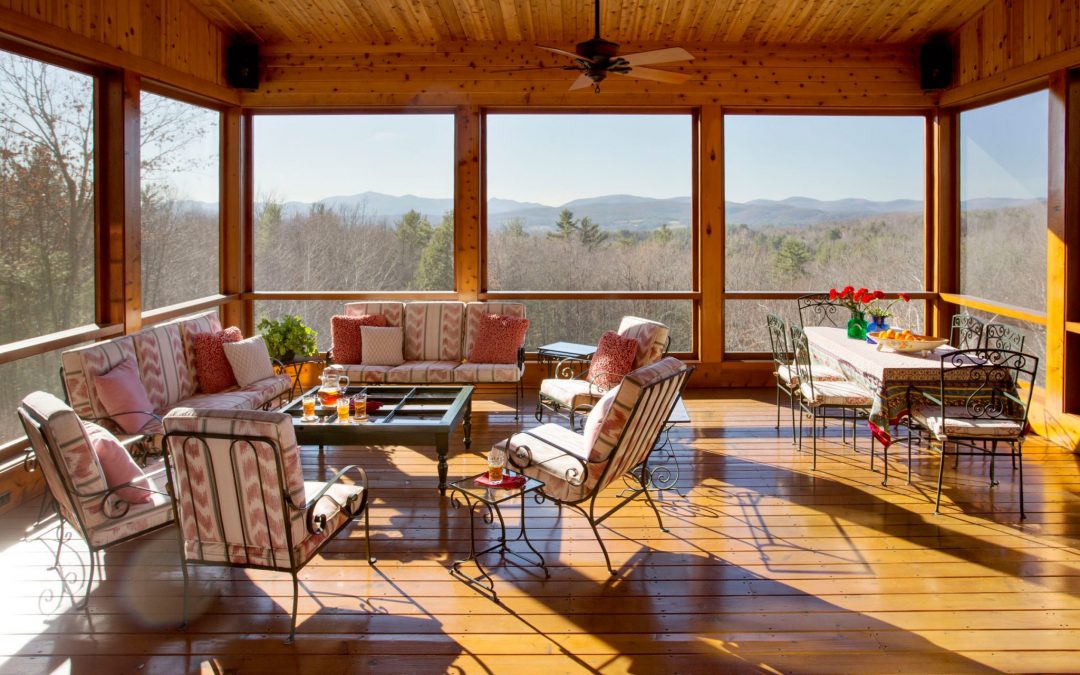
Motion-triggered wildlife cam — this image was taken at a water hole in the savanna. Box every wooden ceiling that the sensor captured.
[187,0,992,46]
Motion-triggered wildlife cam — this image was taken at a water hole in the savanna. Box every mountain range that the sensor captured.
[183,191,1042,231]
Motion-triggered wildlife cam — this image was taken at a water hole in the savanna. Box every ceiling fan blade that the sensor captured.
[620,47,695,67]
[617,66,691,85]
[569,73,594,91]
[488,65,574,73]
[538,45,596,63]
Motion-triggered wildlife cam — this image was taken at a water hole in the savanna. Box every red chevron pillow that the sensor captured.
[193,327,243,394]
[467,314,529,364]
[331,314,388,364]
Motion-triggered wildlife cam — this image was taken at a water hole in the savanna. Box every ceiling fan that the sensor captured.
[536,0,694,92]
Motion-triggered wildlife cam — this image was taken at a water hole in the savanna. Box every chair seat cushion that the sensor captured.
[912,405,1024,440]
[453,363,522,383]
[85,460,173,548]
[539,377,602,409]
[799,379,873,406]
[778,363,845,385]
[170,374,289,413]
[386,361,458,383]
[501,423,603,502]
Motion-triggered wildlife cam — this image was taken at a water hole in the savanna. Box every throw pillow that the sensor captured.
[193,327,243,394]
[361,326,405,366]
[83,422,152,504]
[467,313,530,364]
[331,314,388,364]
[93,357,157,434]
[582,387,620,461]
[587,330,639,391]
[222,335,276,387]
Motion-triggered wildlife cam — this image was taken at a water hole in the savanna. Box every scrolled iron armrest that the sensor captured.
[553,357,588,381]
[298,464,369,536]
[98,463,171,520]
[504,437,589,487]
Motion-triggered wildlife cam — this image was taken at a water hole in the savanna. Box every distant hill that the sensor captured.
[178,192,1043,231]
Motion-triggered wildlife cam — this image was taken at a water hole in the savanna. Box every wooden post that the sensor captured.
[931,109,959,338]
[1046,69,1080,414]
[455,105,482,301]
[97,70,141,334]
[699,105,725,364]
[221,107,244,330]
[241,111,255,334]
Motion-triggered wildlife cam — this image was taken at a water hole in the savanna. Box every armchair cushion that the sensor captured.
[540,377,600,410]
[193,327,243,394]
[85,422,151,504]
[132,323,189,410]
[403,301,465,361]
[222,335,275,387]
[798,379,873,407]
[617,316,670,369]
[588,330,638,390]
[93,357,157,435]
[503,423,599,502]
[467,313,529,364]
[912,405,1024,440]
[331,313,388,365]
[582,387,619,460]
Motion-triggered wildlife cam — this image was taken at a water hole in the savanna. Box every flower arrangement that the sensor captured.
[828,286,910,318]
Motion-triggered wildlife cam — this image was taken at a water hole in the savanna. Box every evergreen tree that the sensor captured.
[651,222,674,245]
[416,211,454,290]
[395,209,433,286]
[578,216,608,249]
[504,217,527,238]
[773,237,813,278]
[548,208,578,240]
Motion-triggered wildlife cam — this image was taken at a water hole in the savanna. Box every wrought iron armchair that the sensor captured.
[162,407,374,643]
[505,357,692,575]
[797,293,844,328]
[905,348,1037,518]
[791,326,875,469]
[950,314,986,350]
[537,316,671,431]
[983,322,1026,352]
[17,392,174,609]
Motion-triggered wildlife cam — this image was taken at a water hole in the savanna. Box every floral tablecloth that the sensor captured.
[804,326,962,447]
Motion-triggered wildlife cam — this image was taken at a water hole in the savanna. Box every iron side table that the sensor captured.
[276,355,327,401]
[448,471,549,601]
[536,341,597,378]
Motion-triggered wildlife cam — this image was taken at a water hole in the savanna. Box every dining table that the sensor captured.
[803,326,963,447]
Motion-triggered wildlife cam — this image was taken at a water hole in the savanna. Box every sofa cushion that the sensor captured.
[170,374,290,412]
[617,316,670,369]
[340,364,392,383]
[467,313,529,364]
[94,357,158,435]
[132,323,190,410]
[84,422,152,504]
[403,301,465,362]
[61,336,138,421]
[344,302,404,327]
[331,314,388,365]
[175,311,223,398]
[588,330,639,390]
[453,363,522,383]
[194,327,243,394]
[387,361,458,383]
[222,335,275,387]
[361,326,405,366]
[464,302,526,357]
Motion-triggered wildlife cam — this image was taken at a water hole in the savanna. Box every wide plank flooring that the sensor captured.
[1,389,1078,674]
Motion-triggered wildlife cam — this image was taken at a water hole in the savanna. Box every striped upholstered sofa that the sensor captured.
[331,301,527,413]
[60,311,291,444]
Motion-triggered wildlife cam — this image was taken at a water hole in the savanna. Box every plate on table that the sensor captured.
[868,331,949,353]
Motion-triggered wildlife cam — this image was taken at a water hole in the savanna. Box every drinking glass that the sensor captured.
[301,394,316,419]
[352,392,368,423]
[336,395,350,423]
[487,446,507,482]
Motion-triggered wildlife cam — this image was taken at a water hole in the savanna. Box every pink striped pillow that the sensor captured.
[193,327,243,394]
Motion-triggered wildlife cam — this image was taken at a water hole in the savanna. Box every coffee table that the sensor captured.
[280,385,474,495]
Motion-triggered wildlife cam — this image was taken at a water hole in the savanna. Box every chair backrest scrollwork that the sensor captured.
[938,348,1038,427]
[950,314,986,351]
[797,294,843,328]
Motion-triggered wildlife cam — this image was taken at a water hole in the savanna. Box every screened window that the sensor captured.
[959,90,1048,312]
[252,114,455,295]
[140,91,221,311]
[724,115,926,352]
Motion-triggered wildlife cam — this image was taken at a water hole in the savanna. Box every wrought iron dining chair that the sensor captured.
[905,348,1037,518]
[950,314,985,350]
[797,293,845,328]
[791,327,875,469]
[766,314,846,444]
[983,322,1026,352]
[162,407,375,643]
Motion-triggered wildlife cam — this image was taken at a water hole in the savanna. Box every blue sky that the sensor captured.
[225,103,1048,206]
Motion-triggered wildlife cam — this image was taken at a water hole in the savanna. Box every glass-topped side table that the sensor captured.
[536,341,597,378]
[448,471,549,601]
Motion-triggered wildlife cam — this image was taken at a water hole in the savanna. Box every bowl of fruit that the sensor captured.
[867,328,949,354]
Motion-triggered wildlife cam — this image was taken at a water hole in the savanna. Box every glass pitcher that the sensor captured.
[317,364,350,406]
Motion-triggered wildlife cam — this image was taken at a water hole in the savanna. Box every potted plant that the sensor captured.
[257,314,318,361]
[864,292,912,340]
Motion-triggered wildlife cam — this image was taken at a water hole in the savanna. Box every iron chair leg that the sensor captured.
[50,519,66,570]
[364,503,376,565]
[1017,441,1026,520]
[77,550,97,610]
[641,473,667,532]
[180,558,190,630]
[286,572,300,644]
[811,410,818,470]
[935,442,948,514]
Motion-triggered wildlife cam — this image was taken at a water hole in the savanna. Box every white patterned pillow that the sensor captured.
[221,335,275,387]
[361,326,405,366]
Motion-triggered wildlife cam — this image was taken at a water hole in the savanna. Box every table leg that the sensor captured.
[463,399,473,450]
[449,492,497,598]
[437,437,449,496]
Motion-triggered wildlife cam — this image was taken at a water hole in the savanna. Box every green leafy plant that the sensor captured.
[257,314,318,360]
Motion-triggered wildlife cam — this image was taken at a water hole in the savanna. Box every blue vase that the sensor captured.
[866,316,889,342]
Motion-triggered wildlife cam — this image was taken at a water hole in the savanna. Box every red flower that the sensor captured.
[873,290,885,299]
[829,288,838,300]
[899,292,910,302]
[856,288,868,298]
[859,291,873,304]
[843,285,854,294]
[840,288,851,299]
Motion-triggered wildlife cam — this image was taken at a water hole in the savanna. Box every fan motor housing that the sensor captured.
[576,37,620,60]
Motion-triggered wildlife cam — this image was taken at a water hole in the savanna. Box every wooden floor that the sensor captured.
[1,389,1078,674]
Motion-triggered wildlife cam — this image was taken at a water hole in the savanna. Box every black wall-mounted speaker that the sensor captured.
[920,38,953,91]
[226,43,260,91]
